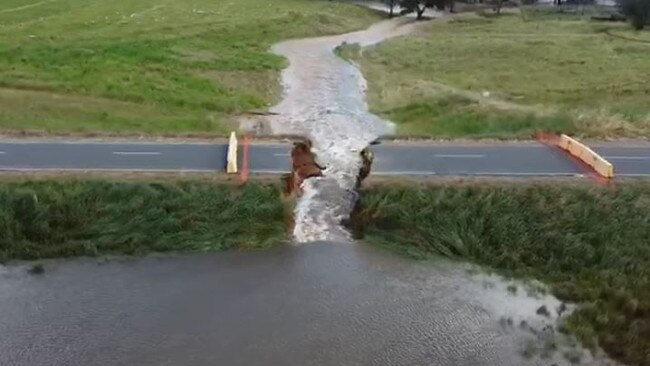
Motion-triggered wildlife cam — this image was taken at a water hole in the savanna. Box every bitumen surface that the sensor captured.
[0,140,648,177]
[590,143,650,177]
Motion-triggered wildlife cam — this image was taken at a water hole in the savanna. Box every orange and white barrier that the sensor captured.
[226,132,238,174]
[239,135,251,185]
[558,134,614,179]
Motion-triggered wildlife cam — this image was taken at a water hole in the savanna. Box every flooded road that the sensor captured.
[267,16,423,242]
[0,243,616,366]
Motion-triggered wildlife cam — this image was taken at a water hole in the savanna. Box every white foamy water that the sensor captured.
[268,17,425,242]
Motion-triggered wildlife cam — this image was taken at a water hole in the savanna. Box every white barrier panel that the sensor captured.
[227,132,238,174]
[558,134,614,179]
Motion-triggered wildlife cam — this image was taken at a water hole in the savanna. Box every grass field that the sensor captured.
[342,10,650,139]
[351,182,650,365]
[0,0,380,135]
[0,180,288,260]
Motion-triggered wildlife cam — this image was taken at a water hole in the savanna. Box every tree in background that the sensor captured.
[431,0,454,11]
[618,0,650,29]
[384,0,454,19]
[383,0,399,17]
[492,0,505,14]
[399,0,443,19]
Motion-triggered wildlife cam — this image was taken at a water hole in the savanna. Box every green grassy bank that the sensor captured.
[0,0,381,135]
[352,182,650,365]
[342,10,650,139]
[0,180,288,260]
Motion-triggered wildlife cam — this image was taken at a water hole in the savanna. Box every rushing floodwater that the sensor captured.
[0,242,618,366]
[267,17,422,242]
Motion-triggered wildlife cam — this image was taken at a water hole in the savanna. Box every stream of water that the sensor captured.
[267,17,422,242]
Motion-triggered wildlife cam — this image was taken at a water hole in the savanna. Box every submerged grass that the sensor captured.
[352,182,650,366]
[0,180,288,260]
[344,12,650,138]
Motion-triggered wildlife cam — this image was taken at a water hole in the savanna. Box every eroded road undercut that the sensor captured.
[282,138,374,241]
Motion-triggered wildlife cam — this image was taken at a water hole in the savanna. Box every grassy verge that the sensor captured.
[0,180,288,260]
[351,182,650,365]
[378,94,574,139]
[0,0,381,135]
[342,11,650,139]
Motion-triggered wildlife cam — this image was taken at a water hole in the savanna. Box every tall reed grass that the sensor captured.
[352,182,650,366]
[0,181,288,260]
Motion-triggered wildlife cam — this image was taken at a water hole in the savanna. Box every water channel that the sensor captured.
[266,15,421,242]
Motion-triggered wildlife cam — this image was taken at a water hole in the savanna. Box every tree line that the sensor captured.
[382,0,448,19]
[619,0,649,29]
[382,0,649,29]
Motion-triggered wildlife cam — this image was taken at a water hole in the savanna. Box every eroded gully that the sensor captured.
[266,17,421,242]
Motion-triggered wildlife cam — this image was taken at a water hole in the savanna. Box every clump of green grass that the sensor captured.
[0,0,381,135]
[536,305,551,317]
[351,182,650,365]
[28,263,45,274]
[335,42,363,60]
[0,180,288,260]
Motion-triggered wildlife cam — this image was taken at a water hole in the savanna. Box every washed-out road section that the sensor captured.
[1,140,649,177]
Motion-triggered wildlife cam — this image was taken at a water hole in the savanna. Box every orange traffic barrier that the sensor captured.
[239,134,251,185]
[226,132,238,174]
[557,134,614,179]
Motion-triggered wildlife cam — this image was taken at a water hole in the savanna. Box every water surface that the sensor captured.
[0,243,616,366]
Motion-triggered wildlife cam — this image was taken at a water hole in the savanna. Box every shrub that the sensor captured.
[618,0,650,29]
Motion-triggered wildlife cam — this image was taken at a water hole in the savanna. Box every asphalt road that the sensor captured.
[591,143,650,177]
[0,141,648,177]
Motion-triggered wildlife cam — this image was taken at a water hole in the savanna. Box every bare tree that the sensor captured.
[399,0,435,19]
[618,0,650,29]
[383,0,399,17]
[494,0,504,14]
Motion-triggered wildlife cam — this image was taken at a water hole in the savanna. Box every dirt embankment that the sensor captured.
[282,139,374,197]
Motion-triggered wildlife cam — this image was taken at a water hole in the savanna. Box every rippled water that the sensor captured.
[0,242,618,366]
[267,17,423,242]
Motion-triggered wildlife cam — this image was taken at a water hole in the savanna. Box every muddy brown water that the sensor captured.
[0,242,617,366]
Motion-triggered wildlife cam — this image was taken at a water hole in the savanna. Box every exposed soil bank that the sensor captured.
[350,182,650,366]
